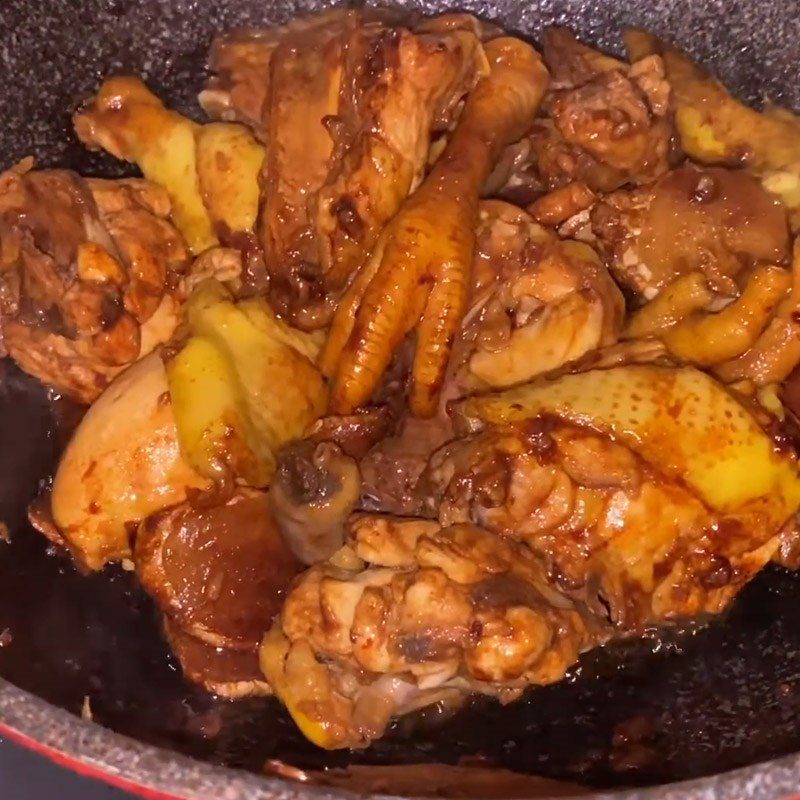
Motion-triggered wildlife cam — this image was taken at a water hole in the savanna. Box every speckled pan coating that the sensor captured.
[1,0,799,173]
[3,676,800,800]
[2,1,800,798]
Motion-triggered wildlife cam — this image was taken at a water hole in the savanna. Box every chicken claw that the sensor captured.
[325,38,549,417]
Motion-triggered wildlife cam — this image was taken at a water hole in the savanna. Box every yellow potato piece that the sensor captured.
[168,281,327,487]
[51,353,208,570]
[195,122,265,235]
[458,365,800,527]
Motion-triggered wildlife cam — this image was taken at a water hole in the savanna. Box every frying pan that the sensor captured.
[2,1,800,798]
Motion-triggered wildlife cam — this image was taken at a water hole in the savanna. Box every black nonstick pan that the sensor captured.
[2,1,800,798]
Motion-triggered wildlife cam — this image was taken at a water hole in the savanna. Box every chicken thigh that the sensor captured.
[0,161,187,402]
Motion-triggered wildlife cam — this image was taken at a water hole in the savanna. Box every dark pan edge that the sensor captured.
[0,677,349,800]
[0,678,798,800]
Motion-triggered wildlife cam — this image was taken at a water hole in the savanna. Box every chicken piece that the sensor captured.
[543,28,672,186]
[163,617,271,699]
[524,120,632,196]
[312,23,486,294]
[166,280,327,489]
[248,10,487,327]
[136,488,300,650]
[452,200,623,393]
[324,37,549,417]
[305,407,394,460]
[0,161,188,402]
[549,74,671,182]
[200,28,279,131]
[87,178,187,321]
[443,365,800,628]
[74,78,265,255]
[50,352,208,570]
[199,9,405,132]
[489,29,673,199]
[592,165,791,299]
[624,30,800,231]
[256,13,349,326]
[358,413,454,517]
[262,366,800,749]
[261,517,600,749]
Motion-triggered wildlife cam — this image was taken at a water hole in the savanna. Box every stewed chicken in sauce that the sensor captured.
[3,7,800,751]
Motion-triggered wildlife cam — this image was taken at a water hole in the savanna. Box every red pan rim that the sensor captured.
[1,677,800,800]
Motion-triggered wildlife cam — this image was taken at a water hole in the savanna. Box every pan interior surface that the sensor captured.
[1,0,800,792]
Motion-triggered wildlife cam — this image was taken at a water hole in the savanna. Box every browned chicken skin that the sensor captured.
[0,161,187,402]
[424,423,771,629]
[200,9,404,133]
[261,515,601,749]
[209,9,487,327]
[592,164,791,299]
[452,200,624,392]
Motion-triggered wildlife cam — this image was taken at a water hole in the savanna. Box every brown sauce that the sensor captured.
[3,360,800,787]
